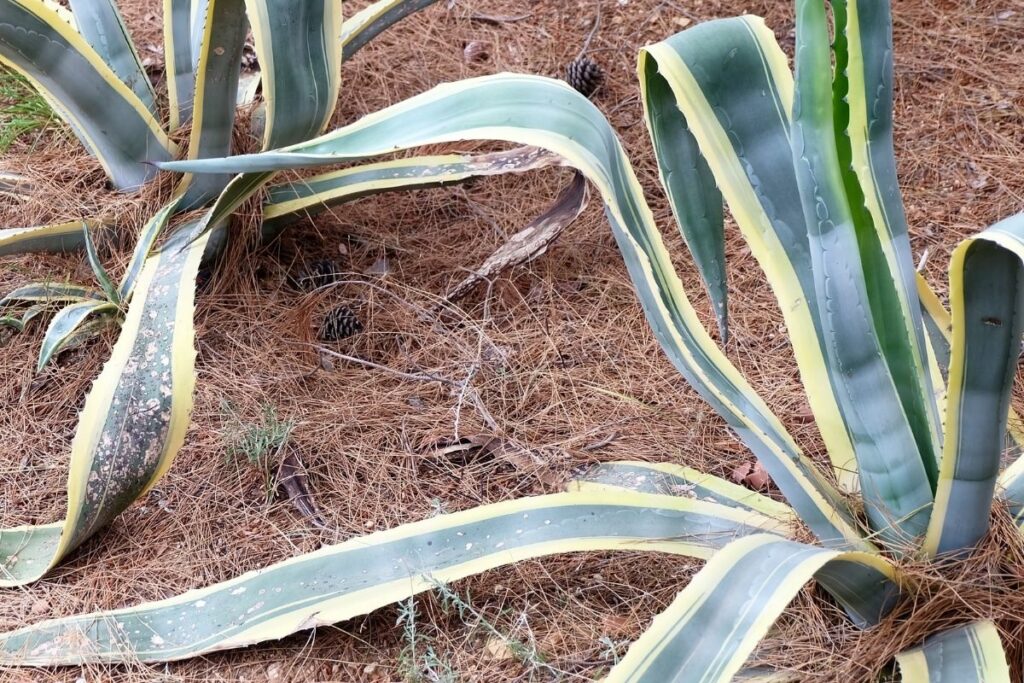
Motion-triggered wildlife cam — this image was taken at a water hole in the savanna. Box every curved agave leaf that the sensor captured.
[639,20,864,492]
[118,198,180,299]
[0,221,89,255]
[916,273,1024,533]
[66,0,157,114]
[606,534,900,682]
[36,299,117,370]
[925,213,1024,555]
[0,0,174,189]
[0,282,104,306]
[178,0,248,207]
[567,460,796,521]
[0,228,210,586]
[791,0,931,543]
[831,1,941,481]
[639,48,725,341]
[261,146,561,236]
[81,222,119,304]
[164,0,195,130]
[0,492,790,664]
[340,0,442,61]
[243,0,342,151]
[895,621,1011,683]
[156,73,868,550]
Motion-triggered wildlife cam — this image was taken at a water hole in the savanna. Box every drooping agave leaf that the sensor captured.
[0,282,104,306]
[243,0,342,150]
[36,299,117,370]
[0,0,174,189]
[605,534,900,682]
[261,146,562,236]
[895,620,1011,683]
[639,20,863,492]
[0,315,24,331]
[791,0,932,543]
[164,0,195,130]
[567,460,796,521]
[831,1,941,483]
[0,221,89,255]
[924,213,1024,555]
[639,49,725,341]
[118,198,180,299]
[156,73,868,550]
[916,273,1024,532]
[178,0,248,207]
[0,492,790,664]
[81,223,119,304]
[0,227,210,586]
[340,0,442,61]
[66,0,157,114]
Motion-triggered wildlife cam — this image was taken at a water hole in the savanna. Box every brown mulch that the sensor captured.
[2,0,1024,681]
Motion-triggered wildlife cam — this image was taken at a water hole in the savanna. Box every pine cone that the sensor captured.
[295,259,338,290]
[565,56,604,98]
[319,305,363,341]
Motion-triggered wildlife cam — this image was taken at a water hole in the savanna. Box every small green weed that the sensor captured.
[0,68,55,152]
[221,401,294,496]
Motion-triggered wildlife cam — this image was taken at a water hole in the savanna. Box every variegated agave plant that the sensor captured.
[2,0,1023,681]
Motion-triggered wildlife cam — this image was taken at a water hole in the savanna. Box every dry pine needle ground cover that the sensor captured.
[2,0,1024,681]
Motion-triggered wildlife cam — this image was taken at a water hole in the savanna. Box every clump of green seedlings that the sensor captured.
[221,401,294,499]
[0,68,55,152]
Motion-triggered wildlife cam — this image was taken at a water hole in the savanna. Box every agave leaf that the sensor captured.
[0,492,790,664]
[164,0,195,130]
[606,534,900,682]
[0,0,174,189]
[567,460,796,521]
[67,0,157,114]
[340,0,442,61]
[639,21,863,492]
[0,282,104,306]
[0,227,210,586]
[178,0,248,207]
[262,146,561,236]
[0,315,23,331]
[924,213,1024,555]
[118,198,180,299]
[81,223,119,304]
[157,74,867,550]
[0,221,89,255]
[639,49,725,341]
[243,0,343,150]
[831,0,941,486]
[791,0,932,543]
[36,299,117,370]
[895,621,1011,683]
